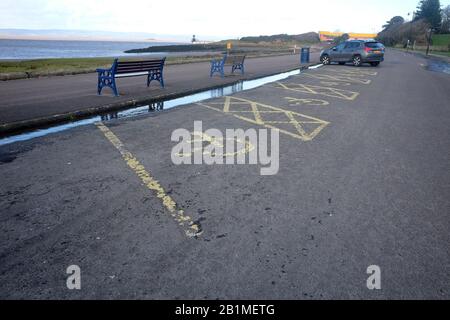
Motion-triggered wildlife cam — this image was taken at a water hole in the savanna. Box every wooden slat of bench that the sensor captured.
[116,59,163,69]
[116,64,162,72]
[224,56,245,65]
[117,59,164,66]
[115,60,164,74]
[116,69,150,74]
[117,62,162,68]
[115,72,151,78]
[117,62,163,68]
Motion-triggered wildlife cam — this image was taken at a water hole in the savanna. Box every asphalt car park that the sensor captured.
[1,50,449,299]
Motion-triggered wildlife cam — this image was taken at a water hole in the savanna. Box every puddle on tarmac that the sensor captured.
[0,66,321,147]
[426,60,450,75]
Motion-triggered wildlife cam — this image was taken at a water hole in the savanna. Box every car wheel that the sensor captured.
[339,62,346,65]
[321,55,331,65]
[370,62,380,67]
[352,55,362,67]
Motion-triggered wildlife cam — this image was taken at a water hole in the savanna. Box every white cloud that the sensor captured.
[1,0,450,39]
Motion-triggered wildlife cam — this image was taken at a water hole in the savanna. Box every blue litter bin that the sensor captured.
[301,47,310,64]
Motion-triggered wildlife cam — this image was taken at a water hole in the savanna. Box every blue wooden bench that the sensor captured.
[96,58,166,96]
[210,54,246,78]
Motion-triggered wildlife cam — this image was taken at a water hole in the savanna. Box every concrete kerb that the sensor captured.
[0,63,317,136]
[393,48,450,63]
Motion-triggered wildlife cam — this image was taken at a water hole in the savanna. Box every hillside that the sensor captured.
[125,32,321,54]
[239,32,320,43]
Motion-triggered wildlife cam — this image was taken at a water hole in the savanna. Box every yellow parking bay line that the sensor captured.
[324,68,378,76]
[275,82,360,101]
[300,73,372,84]
[197,96,329,142]
[96,122,202,238]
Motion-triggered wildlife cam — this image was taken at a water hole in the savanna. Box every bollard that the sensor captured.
[301,47,310,64]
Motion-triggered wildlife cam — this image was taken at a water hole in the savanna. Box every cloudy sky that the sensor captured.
[1,0,449,40]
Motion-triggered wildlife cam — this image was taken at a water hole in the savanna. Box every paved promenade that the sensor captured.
[0,53,319,132]
[1,50,449,299]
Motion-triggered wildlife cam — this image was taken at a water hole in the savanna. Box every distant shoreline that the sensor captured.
[0,39,189,61]
[125,43,223,54]
[0,36,188,44]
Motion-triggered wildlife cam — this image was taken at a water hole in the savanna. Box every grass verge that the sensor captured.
[0,51,298,80]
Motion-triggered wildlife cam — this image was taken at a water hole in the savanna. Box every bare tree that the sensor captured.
[441,5,450,33]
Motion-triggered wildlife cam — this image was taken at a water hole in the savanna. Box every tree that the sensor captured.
[441,5,450,33]
[415,0,442,30]
[333,33,349,45]
[382,16,405,30]
[377,19,429,47]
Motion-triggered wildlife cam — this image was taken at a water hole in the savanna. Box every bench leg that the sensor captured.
[112,80,119,97]
[232,64,245,75]
[211,69,224,78]
[148,70,165,88]
[210,62,225,78]
[97,78,102,95]
[97,75,118,96]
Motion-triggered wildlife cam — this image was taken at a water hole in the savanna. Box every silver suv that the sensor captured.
[320,40,385,67]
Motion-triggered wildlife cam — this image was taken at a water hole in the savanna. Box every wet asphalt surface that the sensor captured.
[0,54,314,127]
[0,49,449,299]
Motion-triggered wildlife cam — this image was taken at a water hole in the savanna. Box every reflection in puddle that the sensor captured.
[148,102,165,112]
[426,60,450,75]
[0,67,310,146]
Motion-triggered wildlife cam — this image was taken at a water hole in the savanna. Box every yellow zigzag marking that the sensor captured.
[197,96,330,142]
[275,82,360,101]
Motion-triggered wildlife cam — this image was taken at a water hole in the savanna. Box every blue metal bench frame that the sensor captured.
[210,54,246,78]
[96,58,166,96]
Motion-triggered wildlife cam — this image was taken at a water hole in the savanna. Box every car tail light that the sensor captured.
[364,46,372,53]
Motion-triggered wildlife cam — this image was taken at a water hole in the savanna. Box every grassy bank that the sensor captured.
[0,40,325,80]
[0,57,114,74]
[0,55,234,80]
[432,34,450,47]
[395,46,450,59]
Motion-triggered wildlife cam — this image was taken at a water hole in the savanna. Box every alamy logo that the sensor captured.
[171,121,280,176]
[66,265,81,290]
[366,265,381,290]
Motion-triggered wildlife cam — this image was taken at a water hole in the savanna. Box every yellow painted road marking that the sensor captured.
[250,101,264,124]
[323,68,378,76]
[197,96,329,142]
[96,122,202,238]
[275,82,360,101]
[320,81,352,86]
[285,97,330,106]
[176,131,255,158]
[223,96,231,113]
[300,73,371,84]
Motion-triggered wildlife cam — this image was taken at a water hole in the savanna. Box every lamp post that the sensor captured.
[426,28,433,56]
[407,12,415,51]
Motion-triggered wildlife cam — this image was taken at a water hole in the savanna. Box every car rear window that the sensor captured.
[345,42,361,49]
[365,42,383,48]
